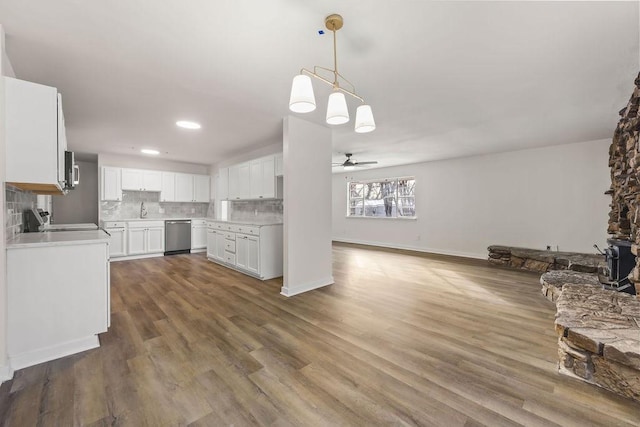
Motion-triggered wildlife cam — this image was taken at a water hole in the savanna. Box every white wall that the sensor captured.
[0,24,13,381]
[98,153,209,175]
[52,160,99,224]
[333,139,611,259]
[282,116,333,296]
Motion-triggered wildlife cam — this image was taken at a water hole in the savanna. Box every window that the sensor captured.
[347,177,416,218]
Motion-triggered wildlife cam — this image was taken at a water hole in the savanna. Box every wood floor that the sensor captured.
[0,243,638,426]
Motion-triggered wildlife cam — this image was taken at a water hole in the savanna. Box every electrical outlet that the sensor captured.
[254,209,258,216]
[159,208,165,214]
[546,245,551,250]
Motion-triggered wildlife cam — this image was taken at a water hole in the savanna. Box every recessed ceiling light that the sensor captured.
[176,120,201,130]
[141,149,160,155]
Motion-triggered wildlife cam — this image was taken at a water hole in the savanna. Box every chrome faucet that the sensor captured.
[140,201,148,218]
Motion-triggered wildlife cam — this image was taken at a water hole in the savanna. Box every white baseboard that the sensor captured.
[9,335,100,371]
[110,252,164,262]
[331,237,486,260]
[281,276,334,297]
[0,364,14,383]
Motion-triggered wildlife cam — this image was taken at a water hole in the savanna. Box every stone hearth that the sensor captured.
[488,245,605,274]
[554,284,640,403]
[540,270,601,302]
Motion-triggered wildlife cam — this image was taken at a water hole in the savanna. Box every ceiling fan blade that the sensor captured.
[354,161,378,165]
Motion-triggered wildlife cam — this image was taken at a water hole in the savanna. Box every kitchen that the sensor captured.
[2,74,292,374]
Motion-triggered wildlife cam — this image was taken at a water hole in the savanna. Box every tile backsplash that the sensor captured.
[100,191,211,220]
[229,199,283,222]
[5,185,37,240]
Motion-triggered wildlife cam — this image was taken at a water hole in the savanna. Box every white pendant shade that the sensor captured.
[354,105,376,133]
[326,92,349,125]
[289,75,316,113]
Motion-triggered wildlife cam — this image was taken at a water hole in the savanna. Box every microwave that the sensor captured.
[64,151,79,190]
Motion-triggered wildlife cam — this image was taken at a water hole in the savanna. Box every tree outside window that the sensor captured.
[347,177,416,218]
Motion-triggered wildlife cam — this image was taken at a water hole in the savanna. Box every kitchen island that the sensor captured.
[6,229,110,370]
[206,219,283,280]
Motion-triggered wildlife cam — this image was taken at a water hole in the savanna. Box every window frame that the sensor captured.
[346,176,417,219]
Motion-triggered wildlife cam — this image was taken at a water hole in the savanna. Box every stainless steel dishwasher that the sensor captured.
[165,220,192,255]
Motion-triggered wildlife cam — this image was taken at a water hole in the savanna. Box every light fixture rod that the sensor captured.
[299,67,364,103]
[332,25,338,87]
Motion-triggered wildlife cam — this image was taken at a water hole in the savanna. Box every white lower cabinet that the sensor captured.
[191,219,207,250]
[236,234,259,275]
[206,221,282,280]
[127,221,165,255]
[7,239,109,370]
[105,225,127,257]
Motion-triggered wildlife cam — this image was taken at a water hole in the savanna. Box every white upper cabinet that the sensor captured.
[250,156,275,199]
[101,167,122,201]
[275,153,283,177]
[121,169,162,191]
[5,77,67,194]
[218,168,229,200]
[175,173,194,202]
[194,175,210,203]
[225,154,280,200]
[228,163,251,200]
[161,172,175,202]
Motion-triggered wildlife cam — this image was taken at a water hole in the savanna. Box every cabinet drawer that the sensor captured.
[224,232,235,241]
[235,225,259,236]
[224,240,236,253]
[224,251,236,265]
[192,219,207,226]
[128,220,164,229]
[103,221,126,228]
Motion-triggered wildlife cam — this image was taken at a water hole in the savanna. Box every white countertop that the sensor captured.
[101,217,208,223]
[7,229,111,249]
[207,219,283,226]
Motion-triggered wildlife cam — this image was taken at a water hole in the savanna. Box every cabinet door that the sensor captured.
[218,168,229,200]
[161,172,175,202]
[57,94,67,185]
[121,169,142,191]
[206,230,216,258]
[102,167,122,201]
[127,228,146,255]
[107,228,127,257]
[194,175,210,203]
[215,232,226,261]
[238,163,251,199]
[5,77,60,188]
[147,227,165,253]
[246,236,260,275]
[249,160,262,199]
[275,153,283,177]
[228,166,239,199]
[142,170,162,192]
[191,225,207,249]
[175,173,194,202]
[236,235,248,270]
[261,156,275,198]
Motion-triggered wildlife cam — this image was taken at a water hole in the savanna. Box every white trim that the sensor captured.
[9,335,100,371]
[331,237,486,260]
[191,248,206,253]
[0,364,14,383]
[281,276,334,297]
[110,252,164,262]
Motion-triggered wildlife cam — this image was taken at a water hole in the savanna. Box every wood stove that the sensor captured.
[602,238,636,294]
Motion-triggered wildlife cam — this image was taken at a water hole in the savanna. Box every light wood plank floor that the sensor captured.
[0,243,638,426]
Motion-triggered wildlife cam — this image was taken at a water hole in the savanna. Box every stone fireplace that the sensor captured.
[607,72,640,285]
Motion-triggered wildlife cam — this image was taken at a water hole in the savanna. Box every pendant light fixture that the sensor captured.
[288,14,376,133]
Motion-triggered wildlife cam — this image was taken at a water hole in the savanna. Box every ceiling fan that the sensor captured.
[332,153,378,169]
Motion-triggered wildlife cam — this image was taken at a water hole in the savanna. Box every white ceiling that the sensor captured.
[0,1,638,169]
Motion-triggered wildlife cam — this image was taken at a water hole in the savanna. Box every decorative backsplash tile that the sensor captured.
[5,185,37,240]
[100,190,211,220]
[229,199,283,222]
